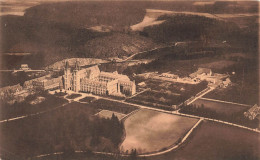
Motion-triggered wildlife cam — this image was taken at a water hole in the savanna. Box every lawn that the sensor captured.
[89,99,138,114]
[147,121,260,160]
[120,109,198,154]
[191,98,250,115]
[96,110,126,120]
[54,92,67,97]
[66,94,82,99]
[79,96,96,103]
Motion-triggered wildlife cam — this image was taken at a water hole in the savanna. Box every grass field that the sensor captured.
[198,60,236,70]
[121,109,198,154]
[96,110,126,120]
[54,92,67,97]
[147,121,260,160]
[191,98,250,115]
[79,96,96,103]
[66,94,82,99]
[0,94,68,120]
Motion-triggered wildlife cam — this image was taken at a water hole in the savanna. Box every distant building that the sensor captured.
[19,64,31,71]
[160,73,179,79]
[189,68,212,79]
[33,76,62,90]
[23,76,47,89]
[0,84,29,104]
[0,84,23,98]
[222,78,231,88]
[244,104,260,120]
[63,61,136,96]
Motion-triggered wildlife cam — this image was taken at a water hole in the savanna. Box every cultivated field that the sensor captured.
[121,109,198,154]
[191,98,250,115]
[96,110,126,120]
[147,121,260,160]
[128,79,208,109]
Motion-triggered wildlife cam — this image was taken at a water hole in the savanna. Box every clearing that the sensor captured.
[121,109,198,154]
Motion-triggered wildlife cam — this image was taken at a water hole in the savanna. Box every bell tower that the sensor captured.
[64,61,71,90]
[73,61,80,92]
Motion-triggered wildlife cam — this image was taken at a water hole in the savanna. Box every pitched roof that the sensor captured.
[99,71,130,81]
[197,68,212,74]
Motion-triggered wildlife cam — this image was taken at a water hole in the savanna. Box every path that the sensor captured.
[0,102,69,123]
[0,70,45,72]
[199,97,251,107]
[122,44,175,61]
[187,87,214,105]
[125,88,150,100]
[2,89,260,159]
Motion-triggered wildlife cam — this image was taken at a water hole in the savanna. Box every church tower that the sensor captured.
[73,61,80,92]
[64,61,71,90]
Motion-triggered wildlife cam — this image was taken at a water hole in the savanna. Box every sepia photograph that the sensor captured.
[0,0,259,159]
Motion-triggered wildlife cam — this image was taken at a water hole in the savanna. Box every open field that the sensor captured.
[79,96,96,103]
[121,109,198,154]
[204,85,258,106]
[0,93,68,120]
[198,60,236,70]
[147,121,260,160]
[54,92,67,97]
[191,98,250,115]
[96,110,126,120]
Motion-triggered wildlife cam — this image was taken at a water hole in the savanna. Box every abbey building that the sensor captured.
[63,61,136,96]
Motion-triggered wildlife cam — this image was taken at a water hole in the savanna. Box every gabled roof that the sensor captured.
[197,68,212,74]
[99,71,130,81]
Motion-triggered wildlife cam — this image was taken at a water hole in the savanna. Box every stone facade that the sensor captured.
[63,61,136,96]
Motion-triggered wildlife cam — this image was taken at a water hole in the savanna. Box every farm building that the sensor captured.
[244,104,260,120]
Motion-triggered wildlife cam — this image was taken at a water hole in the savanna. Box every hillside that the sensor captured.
[24,1,146,29]
[139,14,258,52]
[83,33,161,58]
[0,1,258,69]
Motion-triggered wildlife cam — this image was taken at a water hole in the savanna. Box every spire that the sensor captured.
[75,61,80,71]
[65,61,69,70]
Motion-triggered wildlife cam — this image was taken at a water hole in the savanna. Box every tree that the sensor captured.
[129,149,137,160]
